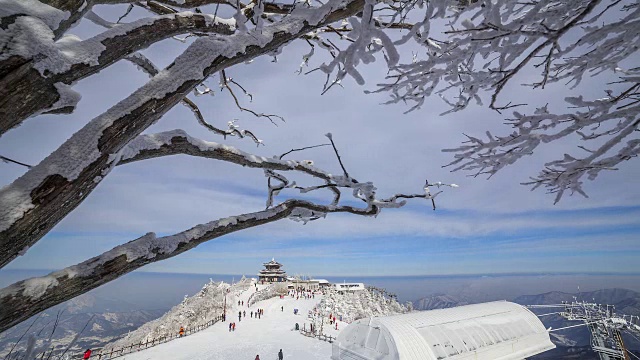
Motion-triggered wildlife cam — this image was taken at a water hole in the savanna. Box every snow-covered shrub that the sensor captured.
[317,287,408,324]
[248,283,287,306]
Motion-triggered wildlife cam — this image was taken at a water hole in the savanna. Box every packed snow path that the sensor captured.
[120,285,344,360]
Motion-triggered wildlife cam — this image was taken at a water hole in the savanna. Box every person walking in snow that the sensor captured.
[239,311,242,322]
[250,311,253,318]
[255,355,260,360]
[281,306,283,312]
[278,349,283,360]
[83,349,92,359]
[229,323,232,332]
[179,326,185,337]
[243,310,246,318]
[232,322,236,331]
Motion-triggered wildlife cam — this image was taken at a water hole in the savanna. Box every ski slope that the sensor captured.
[119,285,343,360]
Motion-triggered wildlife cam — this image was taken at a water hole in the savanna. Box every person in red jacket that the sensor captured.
[255,355,260,360]
[83,349,92,359]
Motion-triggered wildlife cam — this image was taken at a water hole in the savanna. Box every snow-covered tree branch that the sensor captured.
[368,0,639,200]
[0,128,439,331]
[0,199,375,333]
[0,0,368,270]
[0,11,235,133]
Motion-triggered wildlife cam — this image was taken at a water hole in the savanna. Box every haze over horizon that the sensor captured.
[3,269,640,306]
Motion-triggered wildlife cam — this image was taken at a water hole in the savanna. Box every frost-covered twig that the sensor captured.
[124,55,263,145]
[444,83,639,203]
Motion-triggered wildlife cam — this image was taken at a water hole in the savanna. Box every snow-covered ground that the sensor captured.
[118,284,341,360]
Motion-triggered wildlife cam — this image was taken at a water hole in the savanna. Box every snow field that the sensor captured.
[119,285,340,360]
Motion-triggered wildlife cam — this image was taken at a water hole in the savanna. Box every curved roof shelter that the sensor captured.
[331,301,554,360]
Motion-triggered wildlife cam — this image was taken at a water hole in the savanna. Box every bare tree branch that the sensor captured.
[220,70,284,124]
[0,155,33,168]
[325,132,351,178]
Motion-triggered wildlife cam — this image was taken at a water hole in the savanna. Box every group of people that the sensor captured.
[238,307,265,320]
[254,349,284,360]
[228,307,266,333]
[287,289,316,300]
[329,313,339,330]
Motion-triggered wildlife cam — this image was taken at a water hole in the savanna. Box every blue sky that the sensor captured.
[1,4,639,280]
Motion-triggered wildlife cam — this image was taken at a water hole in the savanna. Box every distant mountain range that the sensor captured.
[413,288,640,359]
[513,288,640,315]
[412,293,470,311]
[0,293,166,358]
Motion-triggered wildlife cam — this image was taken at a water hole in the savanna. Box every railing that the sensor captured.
[299,328,335,343]
[73,315,224,359]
